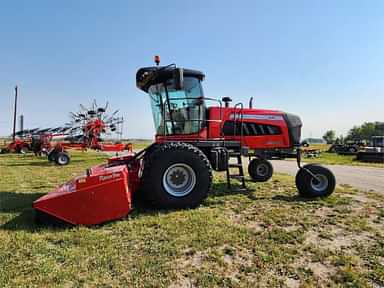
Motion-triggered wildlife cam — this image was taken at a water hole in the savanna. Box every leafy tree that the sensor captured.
[335,135,344,144]
[346,122,384,141]
[323,130,336,144]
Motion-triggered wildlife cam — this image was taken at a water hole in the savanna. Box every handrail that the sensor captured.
[233,102,244,147]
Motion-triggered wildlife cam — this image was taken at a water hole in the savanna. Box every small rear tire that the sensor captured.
[248,158,273,182]
[55,152,70,166]
[296,164,336,198]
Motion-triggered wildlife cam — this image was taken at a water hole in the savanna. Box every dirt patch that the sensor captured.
[285,277,300,288]
[307,262,337,281]
[314,206,335,217]
[348,193,377,204]
[179,249,206,268]
[304,228,373,252]
[168,277,195,288]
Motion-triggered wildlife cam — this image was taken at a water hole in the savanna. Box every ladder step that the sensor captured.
[228,163,242,168]
[231,187,248,192]
[229,175,245,179]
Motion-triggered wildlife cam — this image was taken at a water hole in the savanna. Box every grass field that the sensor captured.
[126,139,153,150]
[301,151,384,168]
[1,151,384,287]
[298,144,384,168]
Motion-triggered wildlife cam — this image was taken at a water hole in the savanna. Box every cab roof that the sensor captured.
[136,66,205,92]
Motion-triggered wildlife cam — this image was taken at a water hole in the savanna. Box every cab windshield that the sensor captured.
[148,76,206,135]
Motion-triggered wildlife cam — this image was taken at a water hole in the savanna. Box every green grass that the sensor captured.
[298,144,383,167]
[300,152,384,168]
[127,139,153,150]
[1,151,384,287]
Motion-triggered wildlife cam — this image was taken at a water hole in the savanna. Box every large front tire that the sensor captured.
[141,142,212,209]
[295,164,336,198]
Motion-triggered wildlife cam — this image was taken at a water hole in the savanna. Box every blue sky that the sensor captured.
[1,0,383,139]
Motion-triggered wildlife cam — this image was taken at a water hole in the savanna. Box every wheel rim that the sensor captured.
[57,155,68,165]
[162,163,196,197]
[310,174,329,193]
[256,163,269,177]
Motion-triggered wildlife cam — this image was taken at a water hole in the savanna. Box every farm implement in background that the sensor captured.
[356,136,384,163]
[328,136,384,163]
[34,56,336,225]
[1,101,131,165]
[31,101,130,165]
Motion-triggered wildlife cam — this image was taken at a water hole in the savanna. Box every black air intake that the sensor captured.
[283,113,302,146]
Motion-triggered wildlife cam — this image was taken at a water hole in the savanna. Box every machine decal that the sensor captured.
[230,114,284,121]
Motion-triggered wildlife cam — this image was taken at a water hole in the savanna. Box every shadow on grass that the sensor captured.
[271,195,316,202]
[0,191,156,231]
[0,181,312,232]
[0,192,71,231]
[0,191,46,231]
[0,192,44,213]
[210,180,317,203]
[1,209,72,232]
[3,159,84,167]
[210,181,262,201]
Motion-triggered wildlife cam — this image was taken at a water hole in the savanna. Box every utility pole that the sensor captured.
[12,86,18,141]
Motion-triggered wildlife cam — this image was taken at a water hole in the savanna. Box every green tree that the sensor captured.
[346,122,384,141]
[335,135,344,144]
[323,130,336,144]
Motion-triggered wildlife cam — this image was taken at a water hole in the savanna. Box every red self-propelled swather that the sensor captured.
[34,56,336,225]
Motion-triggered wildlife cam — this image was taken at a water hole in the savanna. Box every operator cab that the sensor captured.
[136,64,206,136]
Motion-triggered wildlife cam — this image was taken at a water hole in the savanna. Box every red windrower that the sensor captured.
[33,58,336,226]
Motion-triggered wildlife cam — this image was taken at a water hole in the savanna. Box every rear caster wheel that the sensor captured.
[296,164,336,198]
[248,158,273,182]
[55,152,70,166]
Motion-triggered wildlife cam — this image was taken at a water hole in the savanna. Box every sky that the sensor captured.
[0,0,383,139]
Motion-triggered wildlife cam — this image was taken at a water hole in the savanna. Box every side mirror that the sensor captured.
[173,68,184,90]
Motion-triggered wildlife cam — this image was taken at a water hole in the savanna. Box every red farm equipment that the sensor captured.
[34,57,336,225]
[1,102,128,166]
[0,138,31,154]
[28,102,129,165]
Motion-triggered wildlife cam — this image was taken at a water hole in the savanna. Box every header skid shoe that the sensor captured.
[33,165,132,225]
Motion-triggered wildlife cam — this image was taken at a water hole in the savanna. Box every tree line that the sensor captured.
[323,122,384,144]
